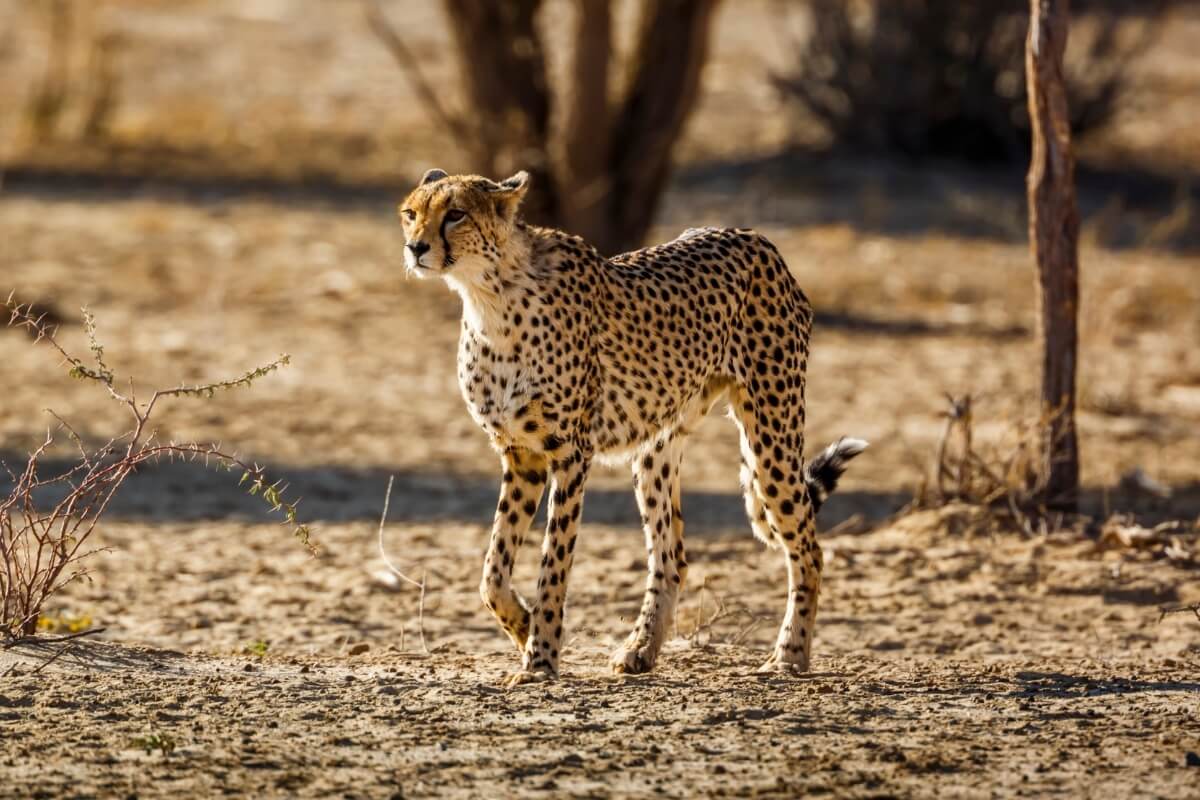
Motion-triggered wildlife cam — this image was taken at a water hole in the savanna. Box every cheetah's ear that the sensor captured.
[484,171,530,223]
[497,171,529,192]
[420,168,448,186]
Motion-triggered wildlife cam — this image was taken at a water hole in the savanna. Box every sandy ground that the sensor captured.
[2,1,1200,797]
[2,514,1199,798]
[1,180,1198,799]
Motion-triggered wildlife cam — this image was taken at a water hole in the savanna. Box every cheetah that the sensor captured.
[397,168,866,685]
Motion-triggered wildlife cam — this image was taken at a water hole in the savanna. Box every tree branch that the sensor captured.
[363,0,473,154]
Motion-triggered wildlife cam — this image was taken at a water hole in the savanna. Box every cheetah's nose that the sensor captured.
[407,241,431,257]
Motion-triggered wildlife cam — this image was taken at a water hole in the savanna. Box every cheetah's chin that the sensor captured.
[403,250,440,278]
[405,263,437,280]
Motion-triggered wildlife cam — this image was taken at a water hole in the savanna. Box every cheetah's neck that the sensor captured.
[443,226,536,348]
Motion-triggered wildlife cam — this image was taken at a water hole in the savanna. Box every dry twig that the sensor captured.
[1158,602,1200,624]
[680,578,768,648]
[376,475,429,653]
[922,393,1065,536]
[2,626,107,650]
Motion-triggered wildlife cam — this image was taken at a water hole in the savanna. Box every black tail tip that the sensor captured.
[805,437,868,511]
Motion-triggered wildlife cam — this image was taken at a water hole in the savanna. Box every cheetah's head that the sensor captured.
[397,169,529,279]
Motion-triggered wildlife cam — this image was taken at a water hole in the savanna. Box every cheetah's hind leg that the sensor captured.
[611,437,684,675]
[729,381,821,674]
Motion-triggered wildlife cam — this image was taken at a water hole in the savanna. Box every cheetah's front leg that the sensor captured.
[480,448,547,651]
[504,448,590,687]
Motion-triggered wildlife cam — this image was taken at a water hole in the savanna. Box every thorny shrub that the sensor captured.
[0,295,312,640]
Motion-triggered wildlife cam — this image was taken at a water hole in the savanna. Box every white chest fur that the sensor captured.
[445,262,548,449]
[457,329,539,445]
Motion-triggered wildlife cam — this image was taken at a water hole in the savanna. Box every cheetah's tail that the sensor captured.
[804,437,869,515]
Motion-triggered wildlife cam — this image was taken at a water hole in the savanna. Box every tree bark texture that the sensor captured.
[429,0,718,254]
[598,0,718,255]
[1026,0,1081,509]
[560,0,612,244]
[441,0,561,226]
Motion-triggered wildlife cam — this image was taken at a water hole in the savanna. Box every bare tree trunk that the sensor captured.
[560,0,612,244]
[441,0,717,253]
[375,0,718,252]
[1026,0,1081,510]
[441,0,560,226]
[599,0,718,254]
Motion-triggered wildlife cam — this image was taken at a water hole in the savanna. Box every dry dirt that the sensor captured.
[2,513,1199,798]
[2,1,1200,798]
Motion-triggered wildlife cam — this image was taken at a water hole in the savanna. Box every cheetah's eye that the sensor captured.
[401,209,416,222]
[445,209,466,224]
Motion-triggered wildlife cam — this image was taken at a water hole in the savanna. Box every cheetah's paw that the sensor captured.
[757,649,809,675]
[502,665,556,688]
[610,643,657,675]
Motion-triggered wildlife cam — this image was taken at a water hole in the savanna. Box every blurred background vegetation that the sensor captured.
[2,0,1199,648]
[1,0,1196,253]
[1,0,1198,510]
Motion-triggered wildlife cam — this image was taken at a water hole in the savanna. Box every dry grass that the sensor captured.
[913,394,1059,536]
[907,392,1200,577]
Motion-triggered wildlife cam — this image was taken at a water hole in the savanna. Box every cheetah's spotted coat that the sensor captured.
[398,169,866,685]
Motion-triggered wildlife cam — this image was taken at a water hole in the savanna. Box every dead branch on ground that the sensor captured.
[1158,602,1200,623]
